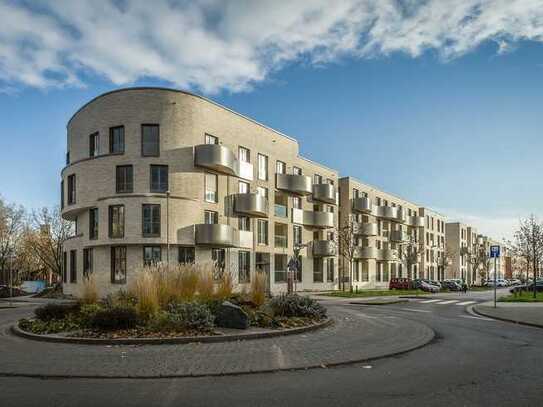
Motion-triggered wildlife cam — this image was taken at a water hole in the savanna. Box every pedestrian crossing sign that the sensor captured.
[490,245,500,258]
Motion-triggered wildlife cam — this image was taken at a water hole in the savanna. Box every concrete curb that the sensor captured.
[11,317,333,345]
[472,305,543,329]
[348,300,408,306]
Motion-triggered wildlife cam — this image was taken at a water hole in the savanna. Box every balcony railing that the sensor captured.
[276,174,312,196]
[292,208,334,229]
[194,144,253,180]
[312,183,336,204]
[233,193,268,217]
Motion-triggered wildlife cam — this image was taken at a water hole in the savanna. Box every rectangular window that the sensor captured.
[141,124,160,157]
[150,165,168,193]
[60,180,64,209]
[313,258,323,282]
[205,133,218,144]
[276,160,286,174]
[69,249,77,283]
[83,248,93,277]
[352,188,359,198]
[212,248,226,278]
[143,246,162,266]
[274,254,287,282]
[109,205,125,238]
[142,204,161,237]
[256,186,268,199]
[238,181,249,194]
[116,165,133,193]
[313,174,322,184]
[293,166,302,175]
[293,225,302,246]
[257,219,268,245]
[239,216,250,231]
[204,210,218,224]
[89,132,100,157]
[239,251,251,283]
[238,146,250,163]
[67,174,76,205]
[89,208,98,240]
[205,172,218,202]
[258,153,268,180]
[111,246,127,284]
[326,258,334,282]
[109,126,125,154]
[178,247,195,264]
[292,196,302,209]
[62,251,67,283]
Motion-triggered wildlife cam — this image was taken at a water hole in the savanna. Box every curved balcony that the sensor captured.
[352,197,373,214]
[390,230,410,243]
[407,216,425,227]
[312,240,336,257]
[376,206,398,221]
[276,174,312,196]
[353,247,399,261]
[233,193,268,217]
[377,248,399,262]
[194,144,253,180]
[312,183,336,204]
[292,208,334,229]
[194,224,238,247]
[353,222,378,236]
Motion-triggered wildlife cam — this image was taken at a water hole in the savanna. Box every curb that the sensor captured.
[472,306,543,329]
[11,318,333,345]
[348,300,408,306]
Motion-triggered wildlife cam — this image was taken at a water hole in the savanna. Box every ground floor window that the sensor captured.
[238,251,250,283]
[178,247,195,264]
[382,263,390,282]
[326,258,334,282]
[83,248,93,278]
[274,254,287,282]
[111,246,127,284]
[212,248,225,279]
[143,246,162,266]
[376,263,382,282]
[361,261,369,281]
[353,260,360,281]
[313,258,323,282]
[69,250,77,283]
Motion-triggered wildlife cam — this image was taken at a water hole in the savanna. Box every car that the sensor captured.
[440,280,462,291]
[510,280,543,293]
[412,279,440,293]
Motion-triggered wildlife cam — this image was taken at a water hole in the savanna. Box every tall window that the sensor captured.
[326,258,334,282]
[239,251,250,283]
[150,165,168,193]
[60,180,64,209]
[116,165,133,193]
[62,251,67,283]
[205,133,218,144]
[69,249,77,283]
[256,186,268,199]
[293,166,302,175]
[292,196,302,209]
[111,246,127,284]
[313,258,323,282]
[143,246,162,266]
[239,216,250,231]
[276,160,286,174]
[142,204,161,237]
[83,248,93,277]
[257,220,268,245]
[293,225,302,246]
[89,132,100,157]
[238,146,250,162]
[239,181,249,194]
[313,174,322,184]
[353,188,360,199]
[204,210,218,224]
[258,153,268,181]
[141,124,160,156]
[109,126,125,154]
[212,248,225,278]
[109,205,125,238]
[67,174,76,205]
[274,254,287,282]
[89,208,98,240]
[205,172,218,202]
[178,247,195,264]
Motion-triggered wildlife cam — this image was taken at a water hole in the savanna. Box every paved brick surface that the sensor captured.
[474,301,543,327]
[0,305,433,378]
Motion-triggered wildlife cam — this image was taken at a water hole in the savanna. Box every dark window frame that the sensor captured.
[89,132,99,158]
[89,207,99,240]
[143,245,162,266]
[238,251,251,284]
[141,124,160,157]
[150,165,168,193]
[111,246,127,284]
[108,205,125,238]
[142,204,161,237]
[69,249,77,283]
[83,247,93,278]
[178,247,195,264]
[67,174,76,205]
[116,165,133,194]
[109,126,125,154]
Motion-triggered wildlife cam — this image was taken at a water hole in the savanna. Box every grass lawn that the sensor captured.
[319,289,429,298]
[499,291,543,302]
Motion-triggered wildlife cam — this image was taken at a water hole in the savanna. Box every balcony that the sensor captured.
[353,247,399,261]
[276,174,312,196]
[407,216,425,227]
[312,240,336,257]
[194,224,238,247]
[194,144,253,180]
[389,230,410,243]
[353,222,378,236]
[312,183,336,204]
[352,197,373,213]
[233,193,268,217]
[292,208,334,229]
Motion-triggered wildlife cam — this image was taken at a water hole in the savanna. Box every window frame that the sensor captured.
[89,207,98,240]
[204,172,218,203]
[109,126,125,154]
[257,153,268,181]
[205,133,218,145]
[143,245,162,266]
[150,165,169,193]
[111,246,127,284]
[141,124,160,157]
[83,247,93,277]
[142,204,161,237]
[116,165,133,194]
[108,204,125,239]
[178,247,195,264]
[69,249,77,283]
[89,132,100,158]
[67,174,76,205]
[238,251,251,284]
[238,146,250,163]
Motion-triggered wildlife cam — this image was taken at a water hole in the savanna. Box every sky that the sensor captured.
[1,0,543,241]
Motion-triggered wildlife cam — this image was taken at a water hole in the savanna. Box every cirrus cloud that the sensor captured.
[1,0,543,93]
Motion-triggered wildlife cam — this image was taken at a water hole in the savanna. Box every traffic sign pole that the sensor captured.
[490,245,500,308]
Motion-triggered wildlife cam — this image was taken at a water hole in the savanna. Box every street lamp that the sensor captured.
[166,190,170,265]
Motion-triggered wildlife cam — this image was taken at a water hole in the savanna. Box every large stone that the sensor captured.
[215,301,249,330]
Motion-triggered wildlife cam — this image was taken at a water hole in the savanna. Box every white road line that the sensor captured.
[436,300,459,305]
[460,315,493,321]
[420,299,440,303]
[456,301,477,306]
[400,308,431,313]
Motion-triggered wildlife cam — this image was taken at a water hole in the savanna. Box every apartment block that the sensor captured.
[419,208,447,281]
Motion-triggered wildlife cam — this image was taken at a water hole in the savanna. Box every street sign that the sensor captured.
[490,245,500,258]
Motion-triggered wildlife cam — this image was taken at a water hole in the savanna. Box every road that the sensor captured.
[1,288,542,407]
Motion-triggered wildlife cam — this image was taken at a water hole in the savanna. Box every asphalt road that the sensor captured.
[2,288,542,407]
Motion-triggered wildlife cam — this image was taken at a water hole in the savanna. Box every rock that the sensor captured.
[215,301,249,329]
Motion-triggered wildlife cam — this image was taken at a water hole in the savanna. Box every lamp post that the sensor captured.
[166,190,170,266]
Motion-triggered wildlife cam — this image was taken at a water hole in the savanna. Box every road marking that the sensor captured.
[460,315,493,321]
[420,299,440,303]
[400,308,431,313]
[436,300,459,305]
[456,301,477,306]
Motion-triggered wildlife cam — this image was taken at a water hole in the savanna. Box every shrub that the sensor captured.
[197,265,215,300]
[77,303,104,327]
[34,303,81,321]
[269,294,327,319]
[163,302,215,331]
[129,269,160,319]
[250,271,267,307]
[79,274,98,304]
[215,271,233,300]
[19,318,80,334]
[89,306,138,331]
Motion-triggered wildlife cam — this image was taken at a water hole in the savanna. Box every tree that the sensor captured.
[0,197,26,285]
[512,215,543,298]
[397,233,423,280]
[437,246,454,281]
[464,242,490,285]
[336,217,359,291]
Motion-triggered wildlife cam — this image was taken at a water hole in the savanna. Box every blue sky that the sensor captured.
[1,1,542,240]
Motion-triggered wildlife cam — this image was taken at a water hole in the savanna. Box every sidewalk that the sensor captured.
[473,301,543,328]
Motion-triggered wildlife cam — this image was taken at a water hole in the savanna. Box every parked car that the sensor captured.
[440,280,462,291]
[412,279,440,293]
[510,280,543,293]
[389,278,411,290]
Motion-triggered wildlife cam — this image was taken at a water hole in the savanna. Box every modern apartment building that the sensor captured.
[61,87,339,297]
[445,222,470,282]
[419,208,447,281]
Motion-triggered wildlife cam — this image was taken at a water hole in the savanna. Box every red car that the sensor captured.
[389,278,411,290]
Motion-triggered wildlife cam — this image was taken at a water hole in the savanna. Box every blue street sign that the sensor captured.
[490,245,500,258]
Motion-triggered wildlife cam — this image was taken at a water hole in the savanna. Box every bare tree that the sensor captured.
[463,242,490,285]
[437,246,454,281]
[0,197,26,285]
[512,215,543,298]
[336,217,359,291]
[397,233,423,280]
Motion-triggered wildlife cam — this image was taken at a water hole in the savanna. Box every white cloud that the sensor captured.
[1,0,543,93]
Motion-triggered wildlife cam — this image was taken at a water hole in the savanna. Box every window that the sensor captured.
[313,258,323,282]
[111,246,127,284]
[69,250,77,283]
[212,248,225,278]
[239,251,250,283]
[143,246,162,266]
[83,248,93,277]
[89,208,98,240]
[256,186,268,199]
[60,180,64,209]
[326,258,334,282]
[313,174,322,184]
[239,216,250,231]
[257,220,268,245]
[274,254,287,282]
[353,260,360,281]
[150,165,168,193]
[142,204,161,237]
[353,188,359,198]
[293,225,302,246]
[238,146,250,163]
[276,160,286,174]
[109,126,125,154]
[205,133,218,144]
[239,181,249,194]
[204,210,218,224]
[67,174,76,205]
[178,247,195,264]
[258,153,268,180]
[116,165,133,193]
[109,205,125,238]
[274,223,288,248]
[141,124,160,157]
[293,166,302,175]
[66,151,70,165]
[89,132,100,157]
[62,251,67,283]
[205,172,218,202]
[292,196,302,209]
